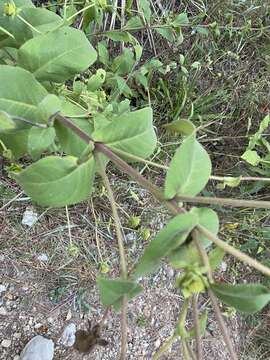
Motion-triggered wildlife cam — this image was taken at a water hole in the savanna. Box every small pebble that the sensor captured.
[220,261,227,272]
[34,323,43,329]
[154,339,161,348]
[60,323,76,347]
[14,333,21,339]
[22,208,38,227]
[0,284,7,293]
[37,254,49,262]
[0,307,7,315]
[1,339,12,348]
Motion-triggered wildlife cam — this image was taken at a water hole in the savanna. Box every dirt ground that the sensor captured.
[0,187,243,360]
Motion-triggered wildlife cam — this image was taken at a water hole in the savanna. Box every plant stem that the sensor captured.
[193,232,238,360]
[192,294,202,360]
[90,22,270,37]
[120,295,128,360]
[208,289,238,360]
[95,154,128,359]
[56,114,270,277]
[56,113,95,145]
[175,194,270,209]
[197,225,270,277]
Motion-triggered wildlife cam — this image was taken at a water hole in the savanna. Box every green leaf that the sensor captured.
[112,48,135,75]
[97,41,110,66]
[105,31,136,45]
[18,27,97,82]
[0,7,62,48]
[0,65,47,121]
[164,133,211,199]
[172,13,189,27]
[28,127,56,159]
[155,27,175,42]
[55,118,94,157]
[134,211,198,277]
[0,111,15,130]
[97,277,143,312]
[87,69,106,91]
[216,176,241,190]
[138,0,151,23]
[15,155,96,207]
[169,207,219,269]
[37,94,61,122]
[191,207,219,247]
[248,115,270,150]
[92,108,157,161]
[241,150,261,166]
[208,247,225,271]
[124,16,143,30]
[211,283,270,314]
[164,119,196,136]
[0,128,29,158]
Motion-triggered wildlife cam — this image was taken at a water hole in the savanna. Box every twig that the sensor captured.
[120,295,128,360]
[0,191,23,211]
[192,294,202,360]
[175,194,270,209]
[95,153,128,360]
[197,224,270,277]
[208,289,238,360]
[193,233,238,360]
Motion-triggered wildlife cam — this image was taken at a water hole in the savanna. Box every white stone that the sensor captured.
[22,208,38,227]
[37,254,49,262]
[0,306,7,315]
[1,339,11,348]
[154,339,161,349]
[60,323,76,347]
[0,284,7,293]
[220,261,227,272]
[34,323,43,329]
[65,309,72,321]
[14,333,21,339]
[20,336,54,360]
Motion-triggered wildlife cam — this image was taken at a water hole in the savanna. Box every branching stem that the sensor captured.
[56,113,270,277]
[95,154,128,359]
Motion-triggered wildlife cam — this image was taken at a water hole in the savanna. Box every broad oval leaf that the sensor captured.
[164,133,211,199]
[15,155,96,207]
[134,211,198,277]
[0,65,47,121]
[97,277,143,312]
[92,107,157,161]
[0,7,62,48]
[55,118,94,157]
[191,207,219,247]
[18,27,97,82]
[0,128,29,159]
[28,127,56,159]
[169,207,219,269]
[211,283,270,314]
[164,118,195,136]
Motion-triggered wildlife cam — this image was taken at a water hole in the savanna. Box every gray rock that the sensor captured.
[1,339,11,348]
[20,336,54,360]
[60,323,76,347]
